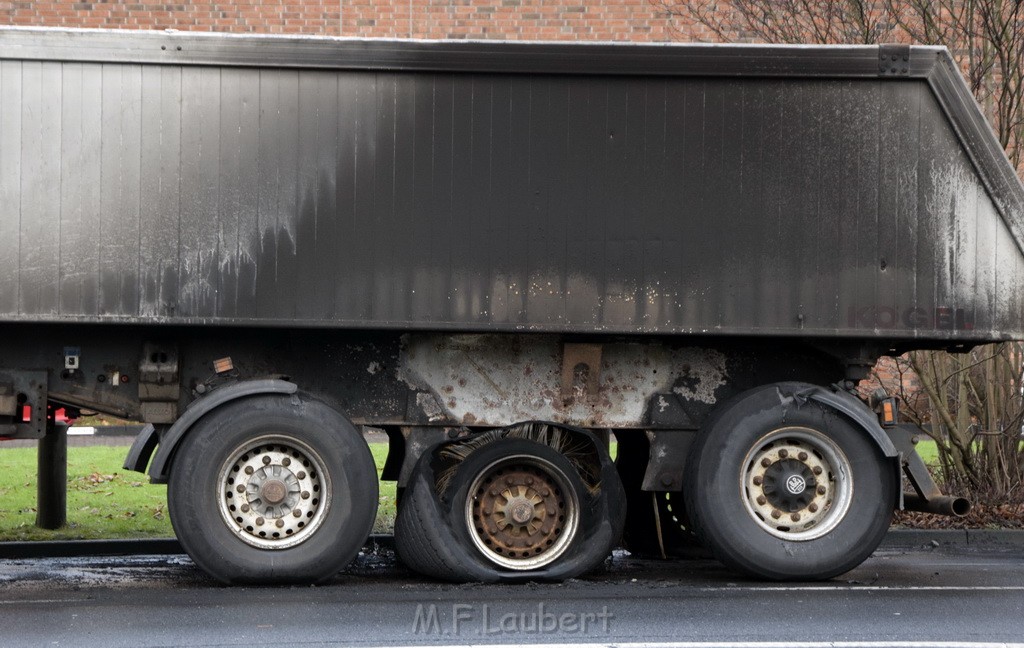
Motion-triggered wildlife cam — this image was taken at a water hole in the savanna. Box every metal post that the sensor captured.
[36,420,68,530]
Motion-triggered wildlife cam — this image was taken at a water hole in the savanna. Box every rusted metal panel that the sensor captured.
[1,29,1023,345]
[398,334,733,428]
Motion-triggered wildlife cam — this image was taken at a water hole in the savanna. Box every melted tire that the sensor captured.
[684,383,896,581]
[167,394,378,584]
[395,434,625,583]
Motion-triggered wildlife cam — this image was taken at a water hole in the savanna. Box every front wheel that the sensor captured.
[684,384,896,581]
[167,394,378,584]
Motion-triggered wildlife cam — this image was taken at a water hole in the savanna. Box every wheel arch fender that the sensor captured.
[793,383,898,459]
[127,379,299,484]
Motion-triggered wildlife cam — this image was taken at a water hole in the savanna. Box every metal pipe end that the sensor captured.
[902,493,972,517]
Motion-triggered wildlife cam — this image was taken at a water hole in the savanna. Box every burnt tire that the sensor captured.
[684,383,896,581]
[395,435,625,583]
[167,394,378,584]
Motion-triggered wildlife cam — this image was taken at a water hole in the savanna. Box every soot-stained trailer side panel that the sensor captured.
[1,33,1022,342]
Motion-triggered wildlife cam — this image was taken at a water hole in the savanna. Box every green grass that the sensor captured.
[915,439,939,465]
[0,444,396,541]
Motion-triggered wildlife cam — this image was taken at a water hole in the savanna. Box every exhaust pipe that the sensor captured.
[902,493,972,517]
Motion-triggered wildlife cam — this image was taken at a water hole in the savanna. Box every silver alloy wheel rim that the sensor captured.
[740,426,853,541]
[464,453,581,570]
[217,435,331,550]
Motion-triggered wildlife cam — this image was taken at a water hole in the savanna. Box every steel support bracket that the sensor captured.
[885,423,944,500]
[640,430,698,492]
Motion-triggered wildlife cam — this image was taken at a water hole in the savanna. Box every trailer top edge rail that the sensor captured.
[0,26,944,78]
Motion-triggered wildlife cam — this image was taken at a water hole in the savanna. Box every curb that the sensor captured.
[2,529,1021,560]
[0,534,396,560]
[882,528,1024,548]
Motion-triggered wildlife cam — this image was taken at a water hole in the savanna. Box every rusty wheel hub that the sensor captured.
[465,455,580,570]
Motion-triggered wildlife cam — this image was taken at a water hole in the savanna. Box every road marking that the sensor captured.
[0,599,81,605]
[696,585,1024,589]
[692,585,1024,592]
[374,643,1024,648]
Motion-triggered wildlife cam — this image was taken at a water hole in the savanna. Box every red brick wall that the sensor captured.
[1,1,340,34]
[0,1,717,40]
[859,355,928,418]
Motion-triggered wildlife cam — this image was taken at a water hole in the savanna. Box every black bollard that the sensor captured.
[36,420,69,530]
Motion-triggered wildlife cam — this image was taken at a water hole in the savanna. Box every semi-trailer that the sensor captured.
[1,28,1020,584]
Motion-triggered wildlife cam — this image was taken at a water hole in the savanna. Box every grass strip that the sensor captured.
[0,444,396,541]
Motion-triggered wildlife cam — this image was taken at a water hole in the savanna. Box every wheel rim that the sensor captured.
[740,426,853,541]
[464,453,580,570]
[217,435,331,550]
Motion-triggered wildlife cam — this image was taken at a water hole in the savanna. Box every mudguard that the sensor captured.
[785,383,899,458]
[124,379,298,484]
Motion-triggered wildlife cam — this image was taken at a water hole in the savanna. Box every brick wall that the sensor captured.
[859,355,928,419]
[0,0,721,40]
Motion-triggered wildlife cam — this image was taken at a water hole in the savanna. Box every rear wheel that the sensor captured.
[684,384,896,580]
[167,394,378,584]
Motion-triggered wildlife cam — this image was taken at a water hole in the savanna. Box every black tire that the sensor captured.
[167,393,378,584]
[684,383,896,581]
[395,435,625,583]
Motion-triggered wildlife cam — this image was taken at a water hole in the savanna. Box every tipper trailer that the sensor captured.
[1,28,1021,584]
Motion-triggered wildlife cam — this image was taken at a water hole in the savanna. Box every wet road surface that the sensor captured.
[1,541,1023,647]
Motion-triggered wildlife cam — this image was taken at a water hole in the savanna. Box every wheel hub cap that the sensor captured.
[763,459,816,512]
[741,428,853,541]
[218,438,329,550]
[466,455,581,570]
[507,497,536,525]
[259,478,289,506]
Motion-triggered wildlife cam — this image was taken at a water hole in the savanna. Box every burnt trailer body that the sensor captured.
[0,28,1021,584]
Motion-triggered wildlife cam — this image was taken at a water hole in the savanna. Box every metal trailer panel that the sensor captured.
[1,30,1023,343]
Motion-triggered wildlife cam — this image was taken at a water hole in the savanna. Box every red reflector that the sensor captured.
[21,404,32,422]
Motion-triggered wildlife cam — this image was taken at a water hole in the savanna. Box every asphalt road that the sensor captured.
[2,540,1024,648]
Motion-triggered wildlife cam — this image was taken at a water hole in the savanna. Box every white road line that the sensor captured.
[0,599,81,605]
[690,585,1024,592]
[374,643,1024,648]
